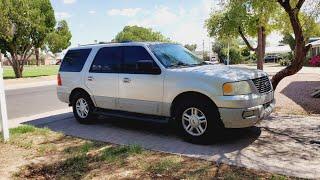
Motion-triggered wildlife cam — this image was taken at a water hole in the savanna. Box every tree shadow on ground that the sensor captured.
[280,81,320,114]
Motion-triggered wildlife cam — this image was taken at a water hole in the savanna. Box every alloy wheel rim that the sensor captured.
[182,107,207,136]
[76,98,89,118]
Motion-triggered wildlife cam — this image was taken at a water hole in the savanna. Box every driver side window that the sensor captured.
[122,46,159,74]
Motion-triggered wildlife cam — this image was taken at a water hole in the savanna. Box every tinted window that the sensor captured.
[90,47,121,73]
[123,46,156,74]
[60,49,91,72]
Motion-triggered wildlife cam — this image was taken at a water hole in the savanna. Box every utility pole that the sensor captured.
[0,63,9,141]
[202,39,205,59]
[227,41,230,65]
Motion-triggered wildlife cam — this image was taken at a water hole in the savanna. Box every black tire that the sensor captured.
[175,98,224,144]
[71,92,97,124]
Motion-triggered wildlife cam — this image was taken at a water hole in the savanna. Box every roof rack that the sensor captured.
[78,41,113,46]
[120,40,133,43]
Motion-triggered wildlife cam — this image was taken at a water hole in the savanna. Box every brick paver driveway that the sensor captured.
[26,112,320,179]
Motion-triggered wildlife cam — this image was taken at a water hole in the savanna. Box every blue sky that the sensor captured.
[51,0,281,50]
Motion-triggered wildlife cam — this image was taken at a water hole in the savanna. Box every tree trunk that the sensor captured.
[11,59,23,78]
[238,26,266,70]
[256,26,266,70]
[272,0,309,90]
[35,48,40,66]
[0,51,2,65]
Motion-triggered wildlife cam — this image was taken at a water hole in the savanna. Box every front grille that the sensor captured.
[252,76,272,94]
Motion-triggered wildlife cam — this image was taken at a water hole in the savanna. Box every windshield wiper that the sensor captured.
[168,62,194,68]
[195,61,208,66]
[187,61,208,67]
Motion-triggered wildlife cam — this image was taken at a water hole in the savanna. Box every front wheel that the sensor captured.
[72,93,96,124]
[176,100,223,144]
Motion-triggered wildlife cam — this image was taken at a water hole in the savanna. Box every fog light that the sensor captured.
[242,110,255,119]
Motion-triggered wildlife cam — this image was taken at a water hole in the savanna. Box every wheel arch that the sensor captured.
[170,91,218,118]
[69,88,94,106]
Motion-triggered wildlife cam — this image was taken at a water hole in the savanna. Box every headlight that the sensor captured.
[223,81,252,95]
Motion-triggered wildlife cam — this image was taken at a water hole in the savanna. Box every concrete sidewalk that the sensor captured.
[4,75,56,90]
[14,110,320,179]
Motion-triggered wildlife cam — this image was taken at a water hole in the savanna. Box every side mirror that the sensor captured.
[137,60,161,74]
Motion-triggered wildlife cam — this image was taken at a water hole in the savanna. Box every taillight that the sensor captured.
[57,73,62,86]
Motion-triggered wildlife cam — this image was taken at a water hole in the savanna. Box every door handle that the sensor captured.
[87,76,94,81]
[123,77,131,83]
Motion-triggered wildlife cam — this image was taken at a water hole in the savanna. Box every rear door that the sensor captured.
[118,46,164,115]
[85,47,121,110]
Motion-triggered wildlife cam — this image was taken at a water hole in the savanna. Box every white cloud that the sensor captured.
[55,12,72,19]
[62,0,76,4]
[127,0,213,51]
[88,10,96,14]
[107,8,142,17]
[129,6,178,27]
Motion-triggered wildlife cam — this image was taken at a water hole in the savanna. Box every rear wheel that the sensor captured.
[175,99,223,144]
[72,92,96,124]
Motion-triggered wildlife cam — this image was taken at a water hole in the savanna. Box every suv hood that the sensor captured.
[169,64,267,81]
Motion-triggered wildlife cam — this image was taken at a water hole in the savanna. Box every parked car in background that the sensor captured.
[264,54,282,63]
[57,42,274,144]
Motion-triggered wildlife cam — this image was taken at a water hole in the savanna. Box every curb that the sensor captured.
[4,80,56,90]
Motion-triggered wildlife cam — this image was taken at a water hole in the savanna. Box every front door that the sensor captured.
[118,46,164,115]
[85,47,121,110]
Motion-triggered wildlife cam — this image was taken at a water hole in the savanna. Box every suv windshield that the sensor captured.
[149,44,205,68]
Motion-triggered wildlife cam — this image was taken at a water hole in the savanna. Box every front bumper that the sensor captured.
[218,99,275,128]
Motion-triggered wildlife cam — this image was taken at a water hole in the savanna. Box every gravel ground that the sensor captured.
[237,64,320,115]
[274,73,320,115]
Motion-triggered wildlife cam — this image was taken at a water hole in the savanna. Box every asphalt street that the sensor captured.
[5,85,67,119]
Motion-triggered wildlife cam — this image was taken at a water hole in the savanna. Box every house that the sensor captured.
[265,45,291,54]
[0,51,58,66]
[309,39,320,57]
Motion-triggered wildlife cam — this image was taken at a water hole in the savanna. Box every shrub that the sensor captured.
[279,59,291,66]
[309,55,320,67]
[203,52,210,61]
[281,52,293,61]
[278,52,292,66]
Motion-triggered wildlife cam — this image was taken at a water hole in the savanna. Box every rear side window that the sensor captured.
[123,46,155,74]
[90,47,121,73]
[60,49,92,72]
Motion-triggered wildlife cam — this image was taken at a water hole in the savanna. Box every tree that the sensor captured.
[280,33,296,51]
[0,0,56,78]
[32,0,56,66]
[212,38,244,64]
[280,12,320,52]
[113,26,170,42]
[47,20,72,55]
[271,0,320,89]
[184,44,197,51]
[206,0,280,70]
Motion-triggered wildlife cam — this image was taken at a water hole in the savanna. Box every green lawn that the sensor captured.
[3,65,59,79]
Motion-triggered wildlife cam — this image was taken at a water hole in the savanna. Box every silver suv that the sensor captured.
[57,42,274,143]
